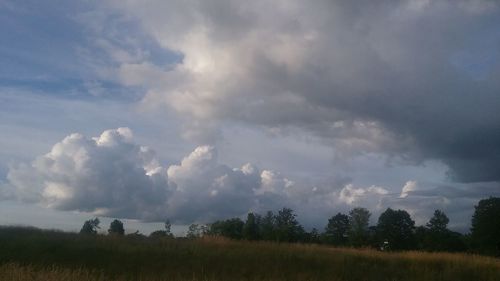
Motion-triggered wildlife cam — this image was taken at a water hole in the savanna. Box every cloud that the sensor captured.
[5,128,317,223]
[6,128,170,221]
[89,0,500,183]
[5,128,423,226]
[400,180,418,198]
[339,184,388,205]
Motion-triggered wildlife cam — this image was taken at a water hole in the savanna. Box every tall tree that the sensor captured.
[427,210,449,233]
[274,208,304,242]
[324,213,349,245]
[108,219,125,236]
[377,208,415,250]
[260,211,276,241]
[209,218,244,239]
[348,208,371,247]
[243,213,260,240]
[471,197,500,255]
[150,219,174,238]
[80,218,100,235]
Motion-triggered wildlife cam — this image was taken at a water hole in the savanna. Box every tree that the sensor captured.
[164,219,173,236]
[260,211,276,241]
[80,218,100,235]
[150,219,174,238]
[274,207,304,242]
[187,224,203,238]
[471,197,500,255]
[307,228,321,244]
[108,219,124,236]
[243,213,260,240]
[376,208,415,250]
[324,213,349,245]
[427,210,449,233]
[348,208,371,247]
[209,218,244,239]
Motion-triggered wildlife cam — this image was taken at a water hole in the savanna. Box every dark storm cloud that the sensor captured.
[102,0,500,182]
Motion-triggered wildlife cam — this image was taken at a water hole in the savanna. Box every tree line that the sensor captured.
[80,197,500,256]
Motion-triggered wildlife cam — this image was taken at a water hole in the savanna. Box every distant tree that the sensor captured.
[150,219,174,238]
[260,211,276,241]
[165,219,172,236]
[127,230,146,239]
[348,208,371,247]
[80,218,100,235]
[324,213,349,245]
[376,208,415,250]
[471,197,500,255]
[274,208,304,242]
[243,213,260,240]
[187,224,202,238]
[427,210,449,233]
[108,219,124,236]
[209,218,244,239]
[415,210,466,252]
[307,228,321,244]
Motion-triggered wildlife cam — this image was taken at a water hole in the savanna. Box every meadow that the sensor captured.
[0,226,499,281]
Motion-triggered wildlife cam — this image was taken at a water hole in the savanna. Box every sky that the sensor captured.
[1,0,500,234]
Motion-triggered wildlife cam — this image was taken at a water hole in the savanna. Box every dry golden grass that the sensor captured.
[1,227,499,281]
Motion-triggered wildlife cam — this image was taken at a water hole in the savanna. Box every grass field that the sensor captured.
[0,227,499,281]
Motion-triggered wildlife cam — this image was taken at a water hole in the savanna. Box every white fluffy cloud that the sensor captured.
[6,128,496,230]
[5,128,406,224]
[4,128,311,222]
[7,128,170,221]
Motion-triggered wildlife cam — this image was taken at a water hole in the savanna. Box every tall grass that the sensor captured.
[0,227,499,281]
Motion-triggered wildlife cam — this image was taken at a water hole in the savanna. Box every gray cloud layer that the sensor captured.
[93,0,500,182]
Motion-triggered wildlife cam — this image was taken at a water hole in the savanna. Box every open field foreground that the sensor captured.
[0,227,499,281]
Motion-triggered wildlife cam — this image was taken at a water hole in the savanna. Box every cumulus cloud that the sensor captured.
[6,128,170,221]
[339,184,388,205]
[5,128,322,223]
[6,128,418,225]
[90,0,500,183]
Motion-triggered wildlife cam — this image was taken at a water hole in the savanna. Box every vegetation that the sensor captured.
[191,198,500,257]
[1,197,500,280]
[108,219,125,236]
[0,226,499,281]
[79,218,100,235]
[471,197,500,256]
[324,213,349,245]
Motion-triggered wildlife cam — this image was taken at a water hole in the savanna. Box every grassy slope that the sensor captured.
[0,227,499,281]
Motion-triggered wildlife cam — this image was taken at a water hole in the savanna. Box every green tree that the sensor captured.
[324,213,349,245]
[377,208,415,250]
[348,207,371,247]
[471,197,500,255]
[427,210,449,233]
[80,218,100,235]
[415,210,466,252]
[187,224,201,238]
[150,219,174,238]
[108,219,124,236]
[209,218,244,239]
[307,228,321,244]
[274,208,304,242]
[243,213,260,240]
[260,211,276,241]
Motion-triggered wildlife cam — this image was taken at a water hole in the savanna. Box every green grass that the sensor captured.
[0,226,499,281]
